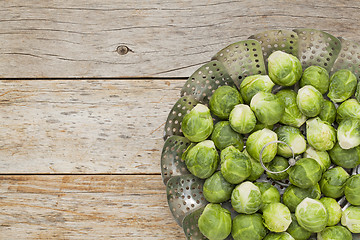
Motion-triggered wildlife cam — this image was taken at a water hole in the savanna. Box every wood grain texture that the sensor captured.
[0,79,185,174]
[0,175,184,239]
[1,0,360,78]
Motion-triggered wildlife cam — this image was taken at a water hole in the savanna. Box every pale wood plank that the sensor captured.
[0,175,184,239]
[0,79,185,174]
[1,0,360,78]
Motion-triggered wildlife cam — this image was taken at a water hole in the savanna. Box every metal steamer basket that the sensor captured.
[160,29,360,240]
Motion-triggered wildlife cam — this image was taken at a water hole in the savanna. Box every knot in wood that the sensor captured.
[116,45,132,55]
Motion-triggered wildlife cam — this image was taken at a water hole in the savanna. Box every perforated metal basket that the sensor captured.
[161,29,360,240]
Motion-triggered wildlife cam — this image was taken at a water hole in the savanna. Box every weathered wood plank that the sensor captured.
[1,1,360,78]
[0,175,184,239]
[0,79,185,174]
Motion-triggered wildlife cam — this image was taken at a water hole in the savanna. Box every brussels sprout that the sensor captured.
[220,146,252,184]
[246,128,278,163]
[183,140,219,179]
[181,104,214,142]
[198,203,232,240]
[268,51,303,86]
[341,206,360,233]
[303,146,331,173]
[344,174,360,206]
[254,182,281,211]
[319,197,342,226]
[336,99,360,123]
[264,232,295,240]
[263,202,292,232]
[287,213,312,240]
[296,85,323,117]
[356,80,360,103]
[319,166,350,199]
[244,149,265,181]
[265,156,289,181]
[250,92,285,125]
[317,226,352,240]
[282,184,321,212]
[328,142,360,168]
[306,117,336,151]
[276,89,307,128]
[240,75,275,104]
[328,69,357,103]
[295,198,328,233]
[275,126,306,158]
[337,118,360,149]
[288,158,322,189]
[232,213,268,240]
[229,104,257,134]
[203,171,234,203]
[209,85,243,119]
[211,121,244,151]
[300,66,330,94]
[231,181,262,214]
[319,100,336,124]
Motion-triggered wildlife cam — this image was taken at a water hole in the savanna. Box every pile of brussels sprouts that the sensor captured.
[180,51,360,240]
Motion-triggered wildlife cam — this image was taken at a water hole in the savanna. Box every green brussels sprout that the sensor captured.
[303,146,331,173]
[231,181,262,214]
[319,100,336,124]
[295,198,328,233]
[288,158,322,189]
[211,121,244,151]
[337,118,360,149]
[181,104,214,142]
[220,146,252,184]
[263,202,292,232]
[296,85,323,118]
[264,232,295,240]
[319,166,350,199]
[229,104,257,134]
[232,213,268,240]
[246,128,278,163]
[356,80,360,103]
[319,197,342,226]
[250,92,285,125]
[275,126,306,158]
[209,85,243,119]
[244,149,265,181]
[287,213,312,240]
[328,142,360,168]
[344,174,360,206]
[240,75,275,104]
[203,171,234,203]
[183,140,219,179]
[250,122,274,133]
[341,206,360,233]
[282,184,321,212]
[268,51,303,86]
[276,89,307,128]
[254,182,281,211]
[306,117,336,151]
[328,69,357,103]
[198,203,232,240]
[300,66,330,94]
[317,226,353,240]
[265,156,289,181]
[336,99,360,123]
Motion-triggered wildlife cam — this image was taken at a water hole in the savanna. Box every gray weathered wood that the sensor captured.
[0,79,185,174]
[1,0,360,78]
[0,175,184,239]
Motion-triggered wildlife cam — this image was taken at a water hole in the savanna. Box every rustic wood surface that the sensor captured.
[1,1,360,239]
[1,0,360,78]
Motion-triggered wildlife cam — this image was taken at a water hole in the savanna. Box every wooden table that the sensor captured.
[1,1,359,239]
